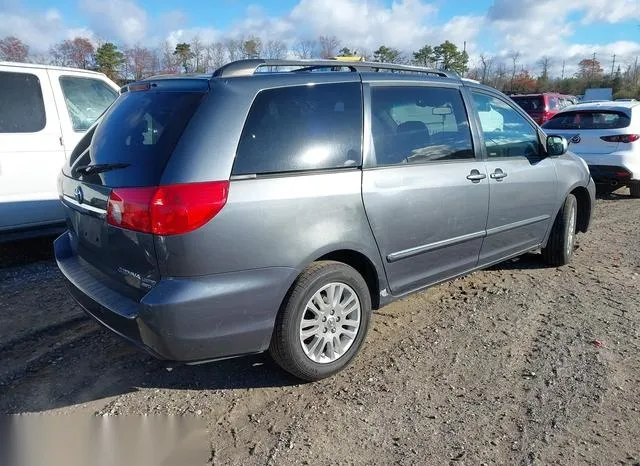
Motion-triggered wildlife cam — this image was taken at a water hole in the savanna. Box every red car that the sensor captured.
[511,93,576,125]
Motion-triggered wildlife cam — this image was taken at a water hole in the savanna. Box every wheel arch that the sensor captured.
[315,249,383,310]
[570,185,592,233]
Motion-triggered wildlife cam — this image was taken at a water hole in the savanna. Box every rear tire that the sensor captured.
[542,194,577,266]
[630,182,640,198]
[270,261,372,381]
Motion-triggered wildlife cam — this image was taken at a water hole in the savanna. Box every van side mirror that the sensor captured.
[546,135,568,156]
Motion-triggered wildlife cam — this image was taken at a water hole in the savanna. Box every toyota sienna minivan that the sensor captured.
[55,59,595,381]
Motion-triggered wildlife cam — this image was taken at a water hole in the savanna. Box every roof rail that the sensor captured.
[212,58,459,79]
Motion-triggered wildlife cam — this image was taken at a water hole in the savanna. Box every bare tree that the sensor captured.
[0,36,29,62]
[538,56,552,78]
[126,45,154,80]
[206,42,227,71]
[191,35,205,73]
[492,60,508,90]
[160,40,179,74]
[293,39,317,59]
[263,39,288,59]
[49,37,95,69]
[318,35,340,59]
[479,54,493,84]
[225,39,242,62]
[509,50,521,91]
[358,48,372,61]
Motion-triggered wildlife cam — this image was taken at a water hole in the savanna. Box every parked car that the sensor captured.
[55,59,595,381]
[542,101,640,197]
[510,93,576,125]
[0,62,119,241]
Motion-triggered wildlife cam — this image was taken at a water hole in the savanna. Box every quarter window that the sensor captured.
[472,92,541,158]
[370,86,474,166]
[233,83,363,175]
[59,77,118,131]
[0,71,46,133]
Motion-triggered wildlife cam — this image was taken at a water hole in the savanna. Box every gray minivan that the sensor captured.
[55,59,595,381]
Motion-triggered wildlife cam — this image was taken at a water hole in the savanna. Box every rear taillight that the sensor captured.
[107,181,229,235]
[541,111,552,124]
[600,134,640,143]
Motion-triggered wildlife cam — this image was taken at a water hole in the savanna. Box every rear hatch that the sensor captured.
[542,109,632,155]
[59,79,209,299]
[512,96,545,124]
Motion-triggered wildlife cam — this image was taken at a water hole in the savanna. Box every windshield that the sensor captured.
[542,111,630,130]
[65,90,205,187]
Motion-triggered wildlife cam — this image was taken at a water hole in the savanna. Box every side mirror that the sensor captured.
[546,135,568,156]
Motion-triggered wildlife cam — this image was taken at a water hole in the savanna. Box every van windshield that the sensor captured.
[65,90,205,187]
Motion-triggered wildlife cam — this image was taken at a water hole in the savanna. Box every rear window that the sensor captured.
[66,90,205,186]
[512,96,544,112]
[542,111,630,130]
[0,71,46,133]
[233,82,362,175]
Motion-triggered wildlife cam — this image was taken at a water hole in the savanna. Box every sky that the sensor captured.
[2,0,640,75]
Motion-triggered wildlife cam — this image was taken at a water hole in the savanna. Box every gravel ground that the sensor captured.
[0,189,638,465]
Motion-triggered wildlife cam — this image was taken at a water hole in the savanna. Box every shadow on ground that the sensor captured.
[0,235,57,269]
[0,321,300,414]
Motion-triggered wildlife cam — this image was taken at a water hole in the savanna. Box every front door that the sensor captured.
[362,84,489,295]
[470,91,558,266]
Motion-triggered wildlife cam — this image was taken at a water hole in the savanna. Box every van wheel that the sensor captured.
[542,194,577,266]
[270,261,372,381]
[629,182,640,198]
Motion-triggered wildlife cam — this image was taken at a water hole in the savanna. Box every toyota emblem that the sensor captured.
[74,186,84,204]
[571,135,581,144]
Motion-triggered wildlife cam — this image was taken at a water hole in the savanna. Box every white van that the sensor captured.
[0,62,120,241]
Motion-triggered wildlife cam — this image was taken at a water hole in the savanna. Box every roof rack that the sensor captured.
[212,58,459,79]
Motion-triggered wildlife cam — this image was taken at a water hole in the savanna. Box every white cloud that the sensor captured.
[483,0,640,75]
[1,0,639,76]
[0,7,82,52]
[79,0,148,44]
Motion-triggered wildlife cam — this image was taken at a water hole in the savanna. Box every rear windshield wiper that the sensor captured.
[74,163,130,175]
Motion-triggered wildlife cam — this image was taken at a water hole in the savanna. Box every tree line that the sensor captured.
[466,52,640,99]
[0,34,469,81]
[1,34,638,98]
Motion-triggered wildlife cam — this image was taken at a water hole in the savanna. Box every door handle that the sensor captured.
[466,169,487,183]
[490,169,508,181]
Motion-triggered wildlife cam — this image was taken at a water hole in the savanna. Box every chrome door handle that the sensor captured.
[466,169,487,183]
[490,169,508,181]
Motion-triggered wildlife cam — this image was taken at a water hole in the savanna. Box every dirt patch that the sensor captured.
[0,190,639,465]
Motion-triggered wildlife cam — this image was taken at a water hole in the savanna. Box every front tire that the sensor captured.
[270,261,372,381]
[542,194,577,266]
[629,182,640,198]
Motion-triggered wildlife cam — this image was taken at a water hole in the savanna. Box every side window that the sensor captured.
[0,71,46,133]
[472,92,541,159]
[370,86,474,166]
[548,97,559,110]
[233,82,362,175]
[59,77,118,131]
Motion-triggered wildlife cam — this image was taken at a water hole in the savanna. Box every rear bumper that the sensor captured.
[54,232,297,362]
[575,150,640,182]
[588,165,634,185]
